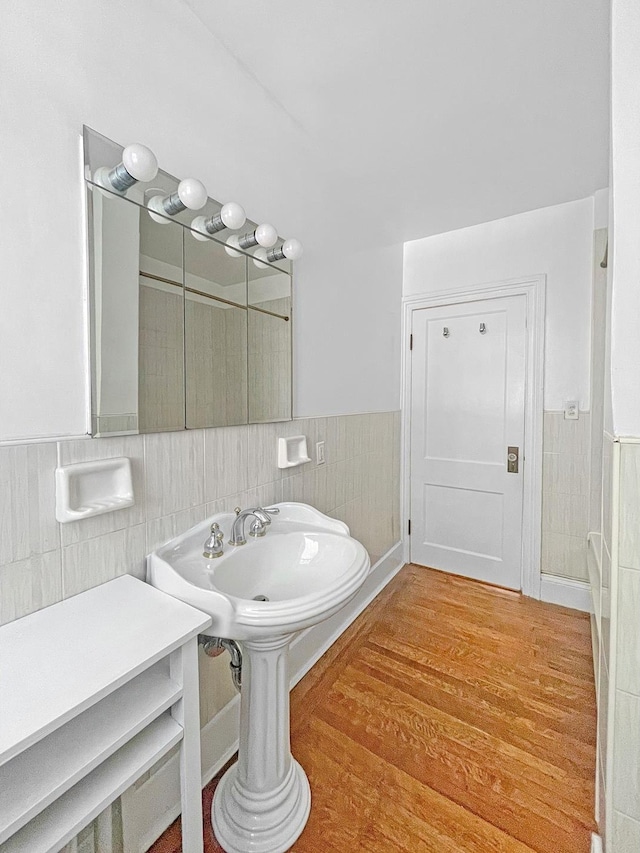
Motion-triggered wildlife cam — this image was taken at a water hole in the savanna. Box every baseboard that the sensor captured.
[591,832,603,853]
[121,541,404,852]
[540,574,592,613]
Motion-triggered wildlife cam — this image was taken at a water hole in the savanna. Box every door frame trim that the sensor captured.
[401,275,546,598]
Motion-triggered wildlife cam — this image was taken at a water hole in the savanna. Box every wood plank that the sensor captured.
[297,717,539,853]
[290,565,596,853]
[368,629,596,737]
[354,644,595,781]
[317,666,592,851]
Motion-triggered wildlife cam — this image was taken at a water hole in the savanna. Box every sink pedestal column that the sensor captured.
[212,634,311,853]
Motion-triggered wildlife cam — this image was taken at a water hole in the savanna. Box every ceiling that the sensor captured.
[183,0,610,244]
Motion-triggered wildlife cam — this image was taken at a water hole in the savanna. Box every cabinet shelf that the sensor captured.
[0,662,180,844]
[0,576,209,765]
[0,575,211,852]
[1,714,183,853]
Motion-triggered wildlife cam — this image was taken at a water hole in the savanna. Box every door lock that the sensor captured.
[507,446,519,474]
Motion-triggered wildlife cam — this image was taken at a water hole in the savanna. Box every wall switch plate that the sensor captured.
[564,400,579,420]
[316,441,325,465]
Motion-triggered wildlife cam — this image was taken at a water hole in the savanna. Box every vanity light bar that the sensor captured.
[89,130,302,261]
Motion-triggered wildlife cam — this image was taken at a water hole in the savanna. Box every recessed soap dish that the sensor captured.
[55,457,134,522]
[277,436,311,469]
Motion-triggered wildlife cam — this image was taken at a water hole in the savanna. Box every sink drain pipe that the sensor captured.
[199,636,242,691]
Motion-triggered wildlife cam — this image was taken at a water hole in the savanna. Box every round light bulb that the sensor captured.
[224,235,242,258]
[282,238,303,260]
[122,143,158,182]
[252,248,269,269]
[255,223,278,248]
[177,178,208,211]
[220,202,246,230]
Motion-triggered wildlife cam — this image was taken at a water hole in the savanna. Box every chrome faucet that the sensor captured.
[203,522,224,559]
[229,506,279,547]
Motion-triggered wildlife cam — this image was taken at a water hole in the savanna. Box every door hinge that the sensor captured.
[409,334,413,350]
[408,519,411,535]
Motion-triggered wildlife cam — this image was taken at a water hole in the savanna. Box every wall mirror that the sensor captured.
[84,126,293,436]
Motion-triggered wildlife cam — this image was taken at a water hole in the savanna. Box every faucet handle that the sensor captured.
[203,522,224,559]
[258,506,280,524]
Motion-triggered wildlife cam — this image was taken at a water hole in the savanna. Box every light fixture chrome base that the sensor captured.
[238,231,259,250]
[191,213,224,241]
[147,193,185,224]
[266,247,286,263]
[93,165,135,195]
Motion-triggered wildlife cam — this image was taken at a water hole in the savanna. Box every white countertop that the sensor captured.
[0,575,211,764]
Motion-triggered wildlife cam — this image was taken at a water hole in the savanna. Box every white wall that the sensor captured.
[609,0,640,437]
[403,198,595,410]
[0,0,401,442]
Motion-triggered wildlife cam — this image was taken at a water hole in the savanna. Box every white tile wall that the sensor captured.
[613,811,640,851]
[0,551,62,624]
[61,524,147,598]
[144,429,205,519]
[203,425,249,501]
[602,440,640,850]
[0,412,401,722]
[619,444,640,571]
[541,411,591,581]
[601,537,612,670]
[0,442,59,564]
[612,690,640,821]
[617,568,640,696]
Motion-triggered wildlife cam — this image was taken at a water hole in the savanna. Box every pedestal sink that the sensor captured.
[147,502,370,853]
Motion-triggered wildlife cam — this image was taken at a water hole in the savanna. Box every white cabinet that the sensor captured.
[0,575,211,853]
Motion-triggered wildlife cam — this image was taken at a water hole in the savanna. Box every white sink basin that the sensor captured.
[147,502,370,640]
[148,502,370,852]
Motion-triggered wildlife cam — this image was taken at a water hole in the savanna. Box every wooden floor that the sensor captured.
[149,564,597,853]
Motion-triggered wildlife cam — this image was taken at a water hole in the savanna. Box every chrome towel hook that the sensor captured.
[443,326,450,338]
[479,323,487,334]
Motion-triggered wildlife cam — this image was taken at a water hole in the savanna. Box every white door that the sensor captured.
[410,295,526,590]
